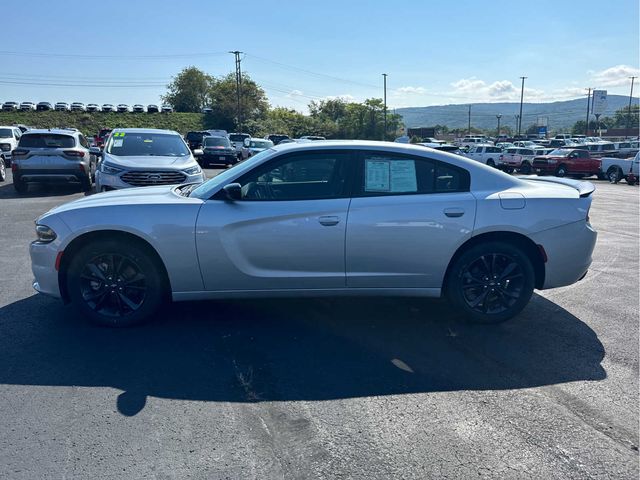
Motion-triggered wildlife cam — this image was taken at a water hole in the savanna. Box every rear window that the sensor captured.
[0,128,13,138]
[19,134,75,148]
[229,134,250,142]
[186,132,206,141]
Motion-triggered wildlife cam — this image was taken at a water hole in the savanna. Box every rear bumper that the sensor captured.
[201,153,237,165]
[14,169,89,184]
[530,220,597,289]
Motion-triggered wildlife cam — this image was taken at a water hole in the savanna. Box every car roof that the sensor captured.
[22,128,78,136]
[110,128,179,135]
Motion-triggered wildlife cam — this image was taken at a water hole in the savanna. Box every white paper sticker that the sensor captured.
[113,139,123,147]
[390,160,417,192]
[365,160,390,191]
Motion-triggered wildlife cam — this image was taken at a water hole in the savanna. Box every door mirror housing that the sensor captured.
[222,183,242,201]
[89,146,102,156]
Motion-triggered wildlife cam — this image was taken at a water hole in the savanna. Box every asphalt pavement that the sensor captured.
[0,169,638,479]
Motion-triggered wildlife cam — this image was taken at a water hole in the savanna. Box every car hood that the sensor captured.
[41,185,203,219]
[102,154,195,169]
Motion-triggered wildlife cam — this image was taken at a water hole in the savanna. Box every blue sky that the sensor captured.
[2,0,638,111]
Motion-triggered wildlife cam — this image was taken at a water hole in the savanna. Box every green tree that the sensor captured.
[162,67,214,113]
[613,104,639,128]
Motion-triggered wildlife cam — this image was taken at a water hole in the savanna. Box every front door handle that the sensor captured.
[444,208,465,218]
[318,215,340,226]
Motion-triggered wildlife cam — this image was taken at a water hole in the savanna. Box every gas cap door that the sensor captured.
[499,192,526,210]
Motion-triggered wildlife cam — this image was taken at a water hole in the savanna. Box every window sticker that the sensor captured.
[390,160,417,192]
[113,139,123,147]
[365,159,390,191]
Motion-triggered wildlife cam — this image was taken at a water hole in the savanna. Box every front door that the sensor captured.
[196,150,353,291]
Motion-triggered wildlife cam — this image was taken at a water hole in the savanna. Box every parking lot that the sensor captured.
[0,169,637,478]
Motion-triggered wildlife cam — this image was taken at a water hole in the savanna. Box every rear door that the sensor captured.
[345,150,476,288]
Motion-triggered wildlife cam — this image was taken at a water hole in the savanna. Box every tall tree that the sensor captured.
[162,67,214,113]
[207,73,270,132]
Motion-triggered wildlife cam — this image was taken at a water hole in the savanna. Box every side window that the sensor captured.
[358,153,469,196]
[78,135,89,148]
[13,129,20,140]
[236,152,350,201]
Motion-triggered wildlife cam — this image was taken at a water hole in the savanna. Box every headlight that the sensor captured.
[183,165,202,175]
[100,162,123,175]
[35,224,57,243]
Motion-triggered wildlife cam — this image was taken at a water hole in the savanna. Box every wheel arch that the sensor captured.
[442,231,546,294]
[58,229,171,304]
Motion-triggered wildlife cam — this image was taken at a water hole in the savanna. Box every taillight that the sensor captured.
[12,149,28,157]
[11,163,18,172]
[0,143,11,152]
[63,150,85,158]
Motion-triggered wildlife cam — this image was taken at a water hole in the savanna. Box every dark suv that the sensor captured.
[185,131,211,150]
[266,134,291,145]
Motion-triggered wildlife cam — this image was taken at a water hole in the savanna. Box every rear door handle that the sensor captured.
[318,215,340,226]
[444,208,465,218]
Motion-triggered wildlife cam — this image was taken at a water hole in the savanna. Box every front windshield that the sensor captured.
[549,149,571,156]
[249,140,273,148]
[0,128,12,138]
[106,132,189,157]
[190,149,274,199]
[204,137,231,147]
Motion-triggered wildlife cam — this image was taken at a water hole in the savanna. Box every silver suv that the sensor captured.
[94,128,205,191]
[11,129,97,193]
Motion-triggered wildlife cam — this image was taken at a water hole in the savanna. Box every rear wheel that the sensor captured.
[486,159,495,168]
[0,160,5,182]
[13,178,27,193]
[80,175,92,192]
[446,241,535,324]
[520,162,532,174]
[607,166,622,184]
[67,239,166,327]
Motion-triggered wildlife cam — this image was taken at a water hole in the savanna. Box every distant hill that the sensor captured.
[396,95,639,132]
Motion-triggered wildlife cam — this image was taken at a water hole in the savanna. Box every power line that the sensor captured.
[0,50,228,59]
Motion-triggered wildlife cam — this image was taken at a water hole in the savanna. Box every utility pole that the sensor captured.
[382,73,388,140]
[496,114,502,139]
[517,76,527,137]
[584,88,592,136]
[229,51,243,132]
[627,76,637,131]
[467,105,471,134]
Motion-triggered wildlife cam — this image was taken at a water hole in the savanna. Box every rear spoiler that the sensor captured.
[516,175,596,197]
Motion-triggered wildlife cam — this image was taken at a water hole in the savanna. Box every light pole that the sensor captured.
[229,51,243,132]
[496,114,502,139]
[517,76,527,137]
[382,73,388,140]
[585,88,592,136]
[627,76,637,131]
[467,105,471,134]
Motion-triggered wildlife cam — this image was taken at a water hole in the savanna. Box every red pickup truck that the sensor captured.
[532,148,601,178]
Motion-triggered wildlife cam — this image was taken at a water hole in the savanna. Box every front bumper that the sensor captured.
[30,217,73,300]
[96,169,205,190]
[530,220,597,289]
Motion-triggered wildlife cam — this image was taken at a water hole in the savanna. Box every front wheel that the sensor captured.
[67,239,166,327]
[0,160,5,182]
[446,241,535,324]
[555,164,568,177]
[607,167,621,184]
[520,162,532,174]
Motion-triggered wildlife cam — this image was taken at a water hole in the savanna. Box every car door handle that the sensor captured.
[318,215,340,226]
[444,208,465,218]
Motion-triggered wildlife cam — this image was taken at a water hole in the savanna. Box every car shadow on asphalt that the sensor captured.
[0,293,606,416]
[0,181,90,199]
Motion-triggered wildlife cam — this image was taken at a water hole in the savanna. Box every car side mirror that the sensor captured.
[193,149,203,157]
[89,147,102,156]
[222,183,242,201]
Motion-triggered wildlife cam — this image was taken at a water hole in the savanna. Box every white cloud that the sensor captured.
[286,89,304,97]
[589,65,640,87]
[324,94,356,102]
[393,86,427,96]
[449,77,566,102]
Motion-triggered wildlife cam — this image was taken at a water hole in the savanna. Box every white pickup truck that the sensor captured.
[462,144,503,168]
[600,152,640,185]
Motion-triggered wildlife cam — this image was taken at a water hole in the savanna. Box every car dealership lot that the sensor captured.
[0,170,637,478]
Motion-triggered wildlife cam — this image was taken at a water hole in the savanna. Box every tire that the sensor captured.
[0,160,5,182]
[13,178,27,194]
[555,164,567,177]
[66,239,166,327]
[446,241,535,324]
[520,162,531,174]
[607,166,621,184]
[486,159,495,168]
[80,175,92,192]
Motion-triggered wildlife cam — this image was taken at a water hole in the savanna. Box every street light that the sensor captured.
[382,73,388,140]
[496,114,502,139]
[517,76,527,137]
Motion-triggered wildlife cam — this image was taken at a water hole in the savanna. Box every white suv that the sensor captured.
[463,145,503,168]
[0,125,22,168]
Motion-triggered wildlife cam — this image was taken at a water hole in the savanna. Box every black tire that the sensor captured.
[80,175,92,192]
[607,166,621,184]
[13,178,27,193]
[486,159,495,168]
[520,162,531,174]
[0,160,5,182]
[66,239,166,327]
[555,164,568,177]
[446,241,535,324]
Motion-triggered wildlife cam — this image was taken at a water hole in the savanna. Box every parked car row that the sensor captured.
[2,101,173,113]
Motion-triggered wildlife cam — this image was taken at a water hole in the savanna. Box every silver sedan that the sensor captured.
[30,141,597,327]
